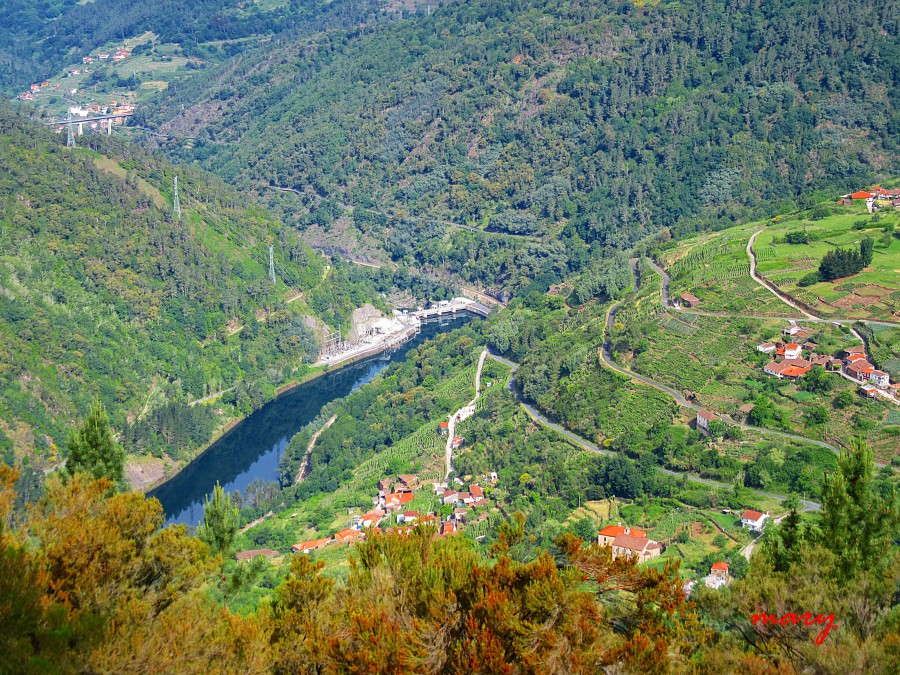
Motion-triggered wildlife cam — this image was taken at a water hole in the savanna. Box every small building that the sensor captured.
[869,370,890,388]
[397,474,418,489]
[680,292,702,308]
[469,484,485,500]
[610,534,662,563]
[842,346,866,357]
[452,435,464,449]
[400,510,420,524]
[704,562,731,589]
[783,343,802,360]
[377,478,392,493]
[292,537,331,554]
[432,482,448,495]
[850,190,874,200]
[440,522,456,536]
[696,409,718,431]
[757,342,777,353]
[442,490,459,505]
[710,562,729,578]
[334,528,361,543]
[860,383,878,398]
[845,352,868,365]
[597,525,647,547]
[847,361,875,381]
[458,491,473,505]
[783,324,803,336]
[438,421,449,436]
[738,402,755,416]
[741,509,769,532]
[764,359,811,380]
[453,508,470,523]
[235,548,279,563]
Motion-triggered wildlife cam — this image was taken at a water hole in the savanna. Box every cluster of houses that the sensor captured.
[758,323,897,400]
[290,473,496,554]
[596,524,663,563]
[839,185,900,212]
[18,46,133,101]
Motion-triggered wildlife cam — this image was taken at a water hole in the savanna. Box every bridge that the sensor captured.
[44,112,134,137]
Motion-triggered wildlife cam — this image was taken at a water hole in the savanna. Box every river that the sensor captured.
[149,313,474,525]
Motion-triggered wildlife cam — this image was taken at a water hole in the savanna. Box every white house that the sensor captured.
[741,509,769,532]
[870,370,890,388]
[696,409,718,432]
[757,342,777,353]
[783,343,802,359]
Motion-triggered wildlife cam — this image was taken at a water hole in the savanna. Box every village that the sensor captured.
[838,185,900,213]
[756,321,899,403]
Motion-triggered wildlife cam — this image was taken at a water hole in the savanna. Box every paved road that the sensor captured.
[486,350,821,511]
[601,302,843,455]
[747,229,817,320]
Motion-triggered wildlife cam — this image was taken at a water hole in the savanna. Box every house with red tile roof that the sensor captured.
[597,525,647,547]
[440,522,456,536]
[469,484,484,499]
[679,292,701,308]
[741,509,768,532]
[850,190,874,200]
[610,534,662,563]
[292,537,331,554]
[442,490,459,505]
[696,409,718,432]
[860,383,878,398]
[845,352,868,365]
[783,343,802,360]
[847,361,875,380]
[711,562,729,577]
[764,358,811,380]
[334,528,361,543]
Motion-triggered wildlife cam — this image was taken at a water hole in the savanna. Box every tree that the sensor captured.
[197,481,240,558]
[64,400,125,489]
[833,389,855,408]
[804,405,828,425]
[860,236,874,266]
[818,437,900,578]
[801,365,833,394]
[707,419,727,440]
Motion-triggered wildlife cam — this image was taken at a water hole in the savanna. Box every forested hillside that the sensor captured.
[142,0,900,292]
[0,110,418,477]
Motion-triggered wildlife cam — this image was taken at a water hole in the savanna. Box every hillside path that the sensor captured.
[485,350,821,512]
[444,348,488,481]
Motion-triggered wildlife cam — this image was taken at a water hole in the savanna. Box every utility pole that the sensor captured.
[66,112,76,148]
[173,176,181,220]
[269,245,276,286]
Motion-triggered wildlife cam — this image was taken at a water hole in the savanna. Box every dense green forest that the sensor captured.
[140,0,899,292]
[0,110,450,475]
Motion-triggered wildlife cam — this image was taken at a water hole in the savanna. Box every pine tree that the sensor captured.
[860,236,874,266]
[818,437,900,578]
[64,400,125,489]
[197,481,240,557]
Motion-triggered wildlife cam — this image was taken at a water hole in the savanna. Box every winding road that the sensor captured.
[486,350,821,512]
[444,349,488,480]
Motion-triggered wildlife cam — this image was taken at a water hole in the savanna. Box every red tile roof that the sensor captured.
[742,509,765,522]
[612,533,657,553]
[599,525,647,539]
[469,485,484,499]
[850,190,873,199]
[697,409,718,422]
[711,562,729,572]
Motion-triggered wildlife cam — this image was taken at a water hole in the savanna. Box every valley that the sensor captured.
[1,0,900,671]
